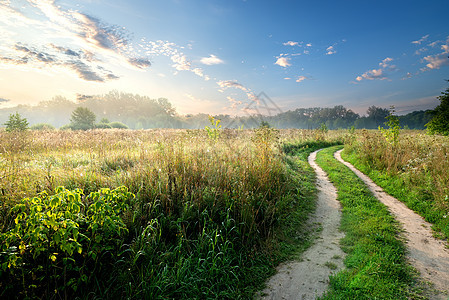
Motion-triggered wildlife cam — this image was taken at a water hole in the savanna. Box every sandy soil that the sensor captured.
[335,149,449,300]
[259,150,346,300]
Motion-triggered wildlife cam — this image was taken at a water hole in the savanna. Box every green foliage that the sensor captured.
[319,122,328,133]
[0,186,134,298]
[109,121,129,129]
[59,124,73,130]
[100,118,110,124]
[426,84,449,136]
[4,112,29,132]
[70,107,96,130]
[316,146,420,299]
[205,115,221,139]
[379,105,401,145]
[30,123,55,130]
[259,120,271,128]
[95,123,112,129]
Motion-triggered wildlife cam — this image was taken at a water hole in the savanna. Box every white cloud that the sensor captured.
[275,56,291,67]
[296,76,309,83]
[356,68,387,81]
[379,57,393,68]
[200,54,224,65]
[412,34,429,45]
[421,41,449,70]
[283,41,298,46]
[326,45,336,55]
[355,57,395,82]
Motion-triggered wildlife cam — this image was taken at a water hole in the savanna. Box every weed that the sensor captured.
[324,262,338,270]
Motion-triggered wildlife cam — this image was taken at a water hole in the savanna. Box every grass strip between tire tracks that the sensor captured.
[316,146,423,299]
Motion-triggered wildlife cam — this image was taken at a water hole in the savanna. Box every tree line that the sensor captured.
[0,90,439,131]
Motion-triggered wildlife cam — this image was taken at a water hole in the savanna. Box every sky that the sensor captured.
[0,0,448,116]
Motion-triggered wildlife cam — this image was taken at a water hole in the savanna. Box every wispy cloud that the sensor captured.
[412,34,429,45]
[217,80,256,102]
[275,56,291,67]
[226,96,243,109]
[76,94,94,102]
[355,57,395,82]
[0,0,151,82]
[325,45,336,55]
[296,75,309,83]
[283,41,298,46]
[0,42,120,82]
[200,54,224,65]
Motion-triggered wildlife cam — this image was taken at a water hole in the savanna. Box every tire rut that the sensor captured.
[335,149,449,299]
[259,150,345,300]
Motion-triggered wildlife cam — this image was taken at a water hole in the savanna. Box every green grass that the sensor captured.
[341,149,449,240]
[315,146,422,299]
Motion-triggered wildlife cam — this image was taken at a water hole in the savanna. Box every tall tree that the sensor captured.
[426,82,449,135]
[70,107,96,130]
[4,112,28,132]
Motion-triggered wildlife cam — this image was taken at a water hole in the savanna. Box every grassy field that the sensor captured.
[1,127,447,299]
[0,128,343,299]
[343,129,449,240]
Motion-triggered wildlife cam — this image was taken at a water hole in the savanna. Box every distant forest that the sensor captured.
[0,91,432,130]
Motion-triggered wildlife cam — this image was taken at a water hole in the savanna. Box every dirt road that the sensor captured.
[260,150,345,299]
[335,149,449,299]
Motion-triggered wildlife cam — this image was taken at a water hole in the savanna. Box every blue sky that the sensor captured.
[0,0,448,115]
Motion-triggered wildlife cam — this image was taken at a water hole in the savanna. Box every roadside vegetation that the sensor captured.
[0,128,342,299]
[316,146,422,299]
[343,130,449,240]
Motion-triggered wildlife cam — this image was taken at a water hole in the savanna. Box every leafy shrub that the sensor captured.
[379,106,400,145]
[30,123,55,130]
[95,123,112,129]
[0,186,134,298]
[109,122,129,129]
[426,84,449,136]
[59,124,73,130]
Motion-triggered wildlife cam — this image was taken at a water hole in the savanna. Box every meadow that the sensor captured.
[0,128,342,299]
[1,127,448,299]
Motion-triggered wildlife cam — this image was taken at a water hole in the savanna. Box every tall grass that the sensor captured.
[0,128,343,299]
[343,129,449,239]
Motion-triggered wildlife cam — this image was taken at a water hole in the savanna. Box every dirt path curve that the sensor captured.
[259,150,346,300]
[335,149,449,299]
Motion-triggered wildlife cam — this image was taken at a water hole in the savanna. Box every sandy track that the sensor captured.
[335,149,449,299]
[259,150,345,300]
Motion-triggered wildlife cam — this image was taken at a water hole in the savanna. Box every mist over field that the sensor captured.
[0,90,433,130]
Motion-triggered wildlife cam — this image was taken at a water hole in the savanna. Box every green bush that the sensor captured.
[109,122,129,129]
[0,186,134,298]
[59,124,73,130]
[30,123,55,130]
[95,123,112,129]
